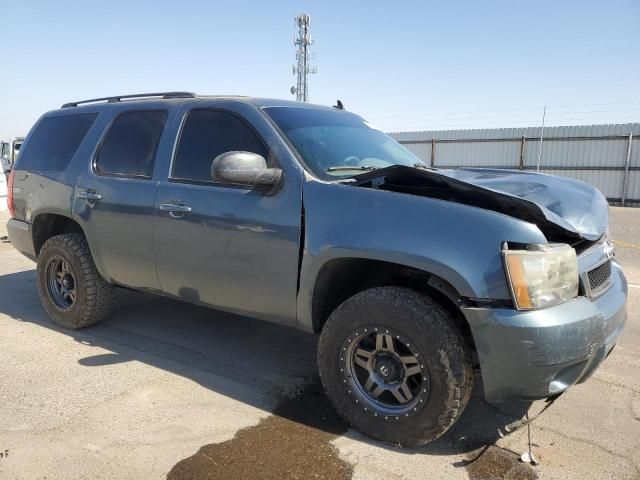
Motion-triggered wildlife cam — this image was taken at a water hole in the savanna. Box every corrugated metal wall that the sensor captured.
[390,123,640,206]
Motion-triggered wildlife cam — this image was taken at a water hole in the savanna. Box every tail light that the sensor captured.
[7,170,15,218]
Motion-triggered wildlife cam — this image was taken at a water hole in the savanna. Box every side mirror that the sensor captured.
[211,151,283,188]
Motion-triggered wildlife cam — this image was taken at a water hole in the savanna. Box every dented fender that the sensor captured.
[295,180,548,333]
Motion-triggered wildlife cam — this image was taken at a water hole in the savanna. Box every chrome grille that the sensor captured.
[587,260,612,294]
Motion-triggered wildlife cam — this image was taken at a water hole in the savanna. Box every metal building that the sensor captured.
[390,123,640,206]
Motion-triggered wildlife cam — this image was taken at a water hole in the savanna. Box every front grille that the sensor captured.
[573,238,598,256]
[587,260,612,294]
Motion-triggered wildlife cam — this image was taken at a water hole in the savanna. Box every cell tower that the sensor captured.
[291,14,317,102]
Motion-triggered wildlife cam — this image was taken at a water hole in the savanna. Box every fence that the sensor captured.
[389,123,640,206]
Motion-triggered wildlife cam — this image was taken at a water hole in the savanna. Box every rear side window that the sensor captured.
[17,113,97,172]
[95,110,167,178]
[172,110,268,183]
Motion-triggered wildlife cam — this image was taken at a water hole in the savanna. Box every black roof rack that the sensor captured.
[61,92,197,108]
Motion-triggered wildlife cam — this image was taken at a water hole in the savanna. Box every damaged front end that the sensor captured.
[347,165,626,403]
[351,165,609,245]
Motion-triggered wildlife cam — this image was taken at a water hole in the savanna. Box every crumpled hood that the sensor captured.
[440,168,608,240]
[353,166,608,241]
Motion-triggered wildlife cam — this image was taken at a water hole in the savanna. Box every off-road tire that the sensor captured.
[37,233,113,329]
[317,286,473,447]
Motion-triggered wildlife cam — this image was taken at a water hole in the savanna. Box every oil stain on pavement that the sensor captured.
[167,381,352,480]
[464,446,537,480]
[167,379,538,480]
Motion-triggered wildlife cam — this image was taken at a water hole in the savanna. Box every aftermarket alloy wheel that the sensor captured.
[37,233,113,329]
[318,286,473,447]
[341,327,428,418]
[46,257,78,309]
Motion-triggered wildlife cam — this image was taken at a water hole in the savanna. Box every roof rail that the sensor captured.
[61,92,197,108]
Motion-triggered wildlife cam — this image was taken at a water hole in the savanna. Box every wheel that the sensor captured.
[37,233,113,329]
[317,286,473,447]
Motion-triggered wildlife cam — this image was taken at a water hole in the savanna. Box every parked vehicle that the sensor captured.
[1,137,24,180]
[6,93,627,446]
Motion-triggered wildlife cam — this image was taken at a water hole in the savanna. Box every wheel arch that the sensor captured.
[305,257,476,357]
[32,212,86,257]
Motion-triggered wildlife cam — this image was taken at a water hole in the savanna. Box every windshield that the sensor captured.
[264,106,426,179]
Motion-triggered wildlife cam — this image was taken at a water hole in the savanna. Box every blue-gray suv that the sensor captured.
[6,92,627,447]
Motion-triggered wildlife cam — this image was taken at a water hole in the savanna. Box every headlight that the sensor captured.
[503,243,579,310]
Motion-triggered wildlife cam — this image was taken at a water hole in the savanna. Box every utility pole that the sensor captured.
[536,105,547,172]
[291,14,317,102]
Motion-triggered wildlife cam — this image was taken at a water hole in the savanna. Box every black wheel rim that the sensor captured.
[46,256,77,309]
[341,326,430,418]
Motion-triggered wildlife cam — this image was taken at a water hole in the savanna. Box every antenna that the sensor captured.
[291,13,317,102]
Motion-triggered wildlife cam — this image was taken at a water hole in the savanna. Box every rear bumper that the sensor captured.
[462,259,627,403]
[6,218,36,261]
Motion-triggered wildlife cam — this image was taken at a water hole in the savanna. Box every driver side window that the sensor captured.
[171,110,269,183]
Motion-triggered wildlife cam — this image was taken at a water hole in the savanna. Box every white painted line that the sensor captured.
[629,284,640,289]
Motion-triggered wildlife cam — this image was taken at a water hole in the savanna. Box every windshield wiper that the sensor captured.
[326,165,379,172]
[326,164,436,175]
[413,163,437,171]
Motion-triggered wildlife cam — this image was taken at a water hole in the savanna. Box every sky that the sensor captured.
[1,0,639,139]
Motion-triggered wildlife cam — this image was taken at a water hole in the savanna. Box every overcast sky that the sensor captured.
[1,0,639,138]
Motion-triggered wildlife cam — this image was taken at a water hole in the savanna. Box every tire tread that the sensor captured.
[37,233,113,329]
[317,286,473,447]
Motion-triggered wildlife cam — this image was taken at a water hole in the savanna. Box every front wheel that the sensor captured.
[317,286,473,447]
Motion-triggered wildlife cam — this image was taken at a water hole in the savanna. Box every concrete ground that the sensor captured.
[0,173,7,212]
[0,207,638,480]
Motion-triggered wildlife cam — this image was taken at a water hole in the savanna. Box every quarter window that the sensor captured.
[172,110,268,183]
[95,111,167,177]
[17,113,97,172]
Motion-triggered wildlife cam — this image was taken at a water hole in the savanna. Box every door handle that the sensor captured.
[159,203,192,217]
[77,189,102,201]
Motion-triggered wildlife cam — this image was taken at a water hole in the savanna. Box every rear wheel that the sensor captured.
[37,233,113,329]
[317,286,473,447]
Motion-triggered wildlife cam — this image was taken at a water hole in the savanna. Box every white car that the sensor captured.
[1,137,24,174]
[1,138,23,211]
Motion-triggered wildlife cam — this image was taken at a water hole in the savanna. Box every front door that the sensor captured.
[154,109,302,324]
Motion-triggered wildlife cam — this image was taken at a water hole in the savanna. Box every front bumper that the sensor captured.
[462,258,627,403]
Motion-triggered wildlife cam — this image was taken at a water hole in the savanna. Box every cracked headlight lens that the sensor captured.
[503,243,579,310]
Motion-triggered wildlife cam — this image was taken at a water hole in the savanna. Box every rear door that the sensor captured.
[73,109,168,290]
[153,107,302,324]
